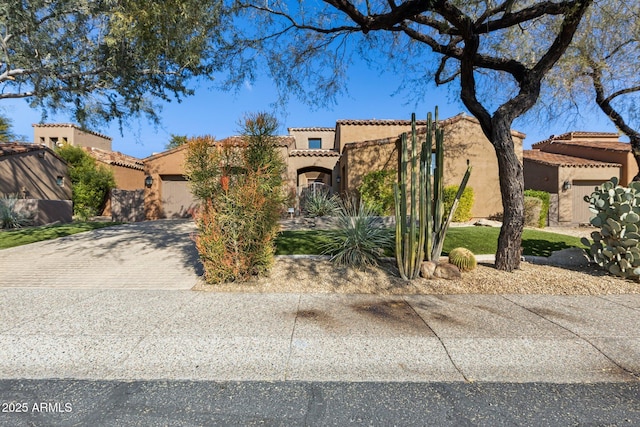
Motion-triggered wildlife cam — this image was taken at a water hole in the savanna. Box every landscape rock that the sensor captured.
[474,219,502,227]
[547,247,590,267]
[433,262,462,280]
[420,261,437,279]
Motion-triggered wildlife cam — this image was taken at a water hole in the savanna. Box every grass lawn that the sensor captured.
[0,222,120,249]
[275,227,587,258]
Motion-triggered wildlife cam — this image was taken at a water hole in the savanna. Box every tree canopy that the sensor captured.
[0,0,222,129]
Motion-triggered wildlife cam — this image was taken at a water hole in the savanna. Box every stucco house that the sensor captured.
[144,113,524,220]
[32,123,147,220]
[0,142,72,224]
[524,132,634,225]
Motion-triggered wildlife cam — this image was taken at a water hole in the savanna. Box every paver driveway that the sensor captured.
[0,220,201,289]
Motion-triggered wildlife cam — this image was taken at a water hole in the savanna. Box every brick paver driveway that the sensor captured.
[0,220,201,289]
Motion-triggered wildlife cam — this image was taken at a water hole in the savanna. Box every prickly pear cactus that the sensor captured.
[582,177,640,279]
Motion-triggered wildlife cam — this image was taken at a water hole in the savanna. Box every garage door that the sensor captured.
[161,175,198,218]
[572,180,606,224]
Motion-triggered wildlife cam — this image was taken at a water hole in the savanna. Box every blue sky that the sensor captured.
[1,61,620,159]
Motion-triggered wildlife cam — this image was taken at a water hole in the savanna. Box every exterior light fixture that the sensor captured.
[562,180,572,191]
[336,176,341,183]
[145,175,154,188]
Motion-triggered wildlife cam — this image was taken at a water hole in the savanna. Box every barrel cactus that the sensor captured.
[448,247,477,272]
[582,177,640,279]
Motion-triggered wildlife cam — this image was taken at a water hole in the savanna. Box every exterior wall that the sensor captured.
[441,119,523,218]
[144,145,191,220]
[110,165,145,191]
[557,166,620,224]
[341,117,522,218]
[542,144,635,185]
[286,154,341,194]
[0,149,71,200]
[288,129,336,150]
[336,124,413,153]
[523,160,559,194]
[34,124,112,151]
[14,199,73,225]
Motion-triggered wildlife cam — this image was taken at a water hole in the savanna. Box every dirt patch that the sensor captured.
[192,257,640,295]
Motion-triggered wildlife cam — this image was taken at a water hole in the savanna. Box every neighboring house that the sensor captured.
[524,132,634,225]
[32,123,147,221]
[144,113,523,220]
[0,142,72,224]
[33,123,113,151]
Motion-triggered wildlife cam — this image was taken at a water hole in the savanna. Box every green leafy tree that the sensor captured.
[55,145,116,219]
[165,134,188,150]
[219,0,592,271]
[0,114,15,142]
[0,0,221,128]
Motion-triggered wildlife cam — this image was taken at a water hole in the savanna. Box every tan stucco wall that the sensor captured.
[0,149,71,200]
[34,125,112,151]
[289,129,336,150]
[524,161,559,194]
[342,118,523,218]
[557,166,620,224]
[144,146,190,220]
[336,124,414,153]
[110,165,145,191]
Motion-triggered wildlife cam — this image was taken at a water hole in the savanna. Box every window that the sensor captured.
[308,138,322,149]
[56,176,65,187]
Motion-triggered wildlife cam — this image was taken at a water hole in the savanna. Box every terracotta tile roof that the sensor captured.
[337,113,526,139]
[531,131,626,151]
[524,150,622,168]
[288,127,335,132]
[0,142,44,156]
[83,147,144,170]
[289,149,340,157]
[0,142,67,163]
[32,123,112,141]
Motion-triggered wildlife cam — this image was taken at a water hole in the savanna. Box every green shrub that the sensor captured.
[524,189,550,228]
[359,169,396,216]
[55,145,115,220]
[443,186,474,222]
[524,196,543,227]
[301,188,339,217]
[322,198,393,268]
[185,112,286,284]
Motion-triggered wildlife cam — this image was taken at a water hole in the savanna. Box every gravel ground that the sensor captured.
[193,257,640,295]
[193,222,639,295]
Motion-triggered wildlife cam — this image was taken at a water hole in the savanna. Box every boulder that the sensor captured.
[433,262,462,280]
[547,248,590,268]
[420,261,437,279]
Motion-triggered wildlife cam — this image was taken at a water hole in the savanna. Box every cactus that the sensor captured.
[448,247,477,272]
[393,108,472,280]
[582,177,640,279]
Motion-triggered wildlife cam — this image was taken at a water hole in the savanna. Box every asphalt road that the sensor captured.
[0,380,638,426]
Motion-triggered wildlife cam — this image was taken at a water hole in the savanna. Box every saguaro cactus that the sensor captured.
[394,109,472,280]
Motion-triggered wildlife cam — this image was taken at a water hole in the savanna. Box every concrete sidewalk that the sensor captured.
[0,289,638,383]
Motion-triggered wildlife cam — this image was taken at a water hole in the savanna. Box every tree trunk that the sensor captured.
[492,121,524,271]
[630,136,640,182]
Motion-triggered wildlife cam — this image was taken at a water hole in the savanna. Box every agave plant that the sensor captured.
[0,194,33,229]
[301,187,339,217]
[322,197,394,267]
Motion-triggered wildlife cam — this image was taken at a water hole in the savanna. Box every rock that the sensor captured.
[547,247,590,267]
[474,218,502,227]
[433,262,462,280]
[420,261,437,279]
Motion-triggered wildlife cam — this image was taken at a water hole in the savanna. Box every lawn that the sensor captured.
[275,227,587,258]
[0,222,120,249]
